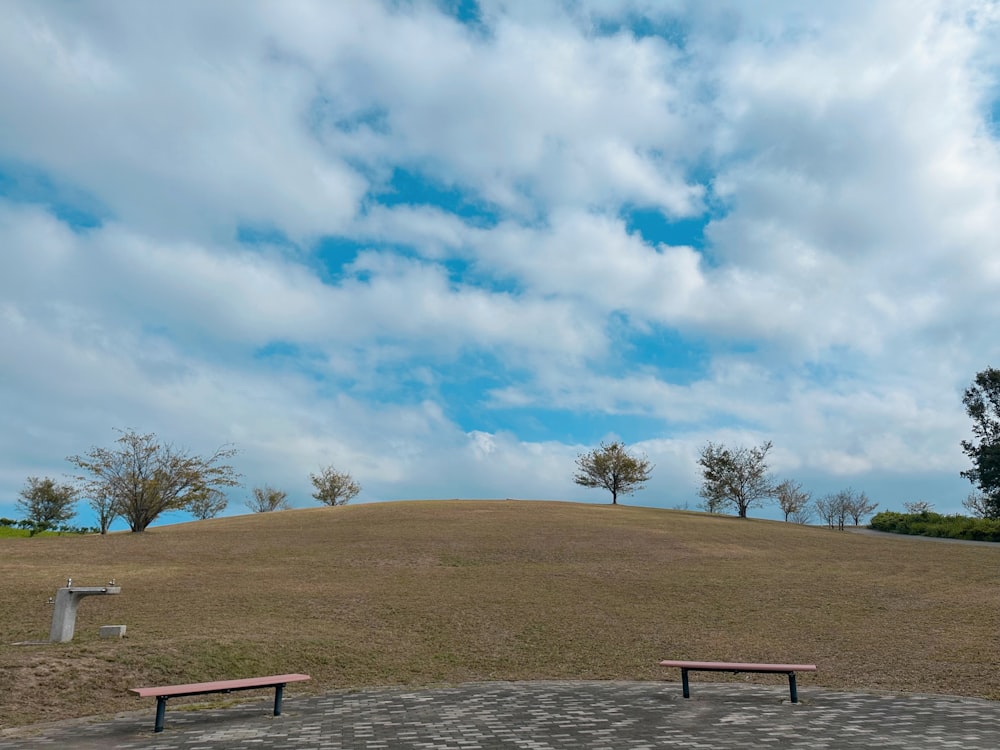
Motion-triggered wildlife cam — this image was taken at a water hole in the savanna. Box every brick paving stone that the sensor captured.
[2,681,1000,749]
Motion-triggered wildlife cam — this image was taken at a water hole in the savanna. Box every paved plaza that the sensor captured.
[2,681,999,749]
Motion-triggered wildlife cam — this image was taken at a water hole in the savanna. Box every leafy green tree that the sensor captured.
[573,441,653,505]
[697,441,774,518]
[68,429,241,532]
[16,476,78,530]
[960,367,1000,518]
[188,488,229,520]
[310,466,360,506]
[247,485,290,512]
[775,479,810,522]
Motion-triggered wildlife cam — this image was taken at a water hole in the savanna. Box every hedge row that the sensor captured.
[0,517,99,535]
[869,511,1000,542]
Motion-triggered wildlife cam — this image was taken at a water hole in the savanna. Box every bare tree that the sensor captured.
[16,476,78,530]
[815,489,871,530]
[310,466,360,506]
[789,504,815,525]
[963,491,992,518]
[88,491,118,535]
[698,492,726,514]
[832,494,849,530]
[188,488,229,520]
[247,485,290,512]
[775,479,810,522]
[903,500,934,514]
[843,489,877,526]
[68,429,241,532]
[573,441,653,505]
[814,494,840,529]
[697,441,775,518]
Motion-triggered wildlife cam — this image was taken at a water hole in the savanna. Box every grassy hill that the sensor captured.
[2,500,998,729]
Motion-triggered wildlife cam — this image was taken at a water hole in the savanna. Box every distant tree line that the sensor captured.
[695,440,879,527]
[12,428,361,534]
[16,364,1000,534]
[572,437,880,526]
[572,364,1000,528]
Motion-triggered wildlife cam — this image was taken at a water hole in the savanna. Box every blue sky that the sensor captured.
[2,0,1000,529]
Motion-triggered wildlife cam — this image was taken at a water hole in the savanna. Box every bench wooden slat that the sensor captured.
[131,673,311,698]
[659,660,816,673]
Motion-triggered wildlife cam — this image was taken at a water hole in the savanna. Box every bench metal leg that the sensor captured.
[673,669,801,702]
[154,697,168,733]
[273,683,286,716]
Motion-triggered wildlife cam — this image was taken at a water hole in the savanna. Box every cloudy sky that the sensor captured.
[2,0,999,528]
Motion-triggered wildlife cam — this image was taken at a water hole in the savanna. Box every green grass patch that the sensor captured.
[0,527,76,539]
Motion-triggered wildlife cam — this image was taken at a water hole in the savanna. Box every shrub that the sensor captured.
[870,511,1000,542]
[54,524,100,535]
[16,519,56,536]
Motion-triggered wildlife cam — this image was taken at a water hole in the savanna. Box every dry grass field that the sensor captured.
[1,499,998,729]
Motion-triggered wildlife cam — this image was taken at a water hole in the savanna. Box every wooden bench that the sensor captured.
[131,673,311,732]
[659,660,816,703]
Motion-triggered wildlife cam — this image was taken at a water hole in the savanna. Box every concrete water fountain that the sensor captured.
[49,578,122,643]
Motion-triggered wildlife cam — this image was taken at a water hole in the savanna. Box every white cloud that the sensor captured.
[473,210,707,318]
[1,0,998,524]
[301,4,706,218]
[0,1,366,242]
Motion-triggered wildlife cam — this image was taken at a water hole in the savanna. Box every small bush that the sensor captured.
[16,519,55,536]
[55,524,100,535]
